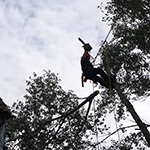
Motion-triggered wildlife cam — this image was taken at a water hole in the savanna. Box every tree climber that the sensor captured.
[0,98,14,150]
[79,38,115,88]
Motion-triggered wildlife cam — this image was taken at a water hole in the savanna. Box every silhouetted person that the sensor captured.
[81,43,115,88]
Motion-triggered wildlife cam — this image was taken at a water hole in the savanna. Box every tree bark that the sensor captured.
[114,81,150,147]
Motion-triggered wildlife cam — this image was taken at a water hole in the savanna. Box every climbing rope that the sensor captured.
[101,28,121,143]
[92,83,100,150]
[93,26,113,64]
[91,25,121,145]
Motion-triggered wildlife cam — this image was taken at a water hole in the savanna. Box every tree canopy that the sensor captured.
[101,0,149,97]
[4,0,150,149]
[5,71,97,150]
[97,0,150,148]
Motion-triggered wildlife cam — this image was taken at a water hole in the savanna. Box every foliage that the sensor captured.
[4,0,150,149]
[5,70,94,150]
[96,0,150,148]
[105,0,150,55]
[101,132,147,150]
[101,0,150,97]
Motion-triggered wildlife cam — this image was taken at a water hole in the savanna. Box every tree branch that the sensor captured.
[74,99,93,139]
[113,81,150,146]
[35,91,99,134]
[48,118,66,142]
[99,124,138,144]
[42,90,99,124]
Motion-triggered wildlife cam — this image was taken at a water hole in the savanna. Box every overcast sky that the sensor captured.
[1,0,150,146]
[1,0,150,121]
[0,0,110,106]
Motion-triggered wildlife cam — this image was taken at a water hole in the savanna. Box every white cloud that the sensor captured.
[0,0,110,106]
[1,0,149,146]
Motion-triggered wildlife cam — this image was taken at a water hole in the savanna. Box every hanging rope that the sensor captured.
[92,25,121,144]
[93,26,113,64]
[92,83,100,150]
[78,25,121,146]
[102,28,121,143]
[101,27,121,143]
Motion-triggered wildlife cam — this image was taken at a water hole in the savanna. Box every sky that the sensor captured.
[1,0,150,147]
[0,0,111,106]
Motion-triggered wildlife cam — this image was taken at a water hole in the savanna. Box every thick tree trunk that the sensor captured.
[114,82,150,147]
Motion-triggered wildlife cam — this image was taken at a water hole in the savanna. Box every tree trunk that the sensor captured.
[114,82,150,147]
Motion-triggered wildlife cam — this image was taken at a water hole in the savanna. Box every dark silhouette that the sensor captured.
[79,39,115,88]
[0,98,14,150]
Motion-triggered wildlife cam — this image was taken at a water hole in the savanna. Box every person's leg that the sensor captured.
[92,76,109,88]
[94,68,116,87]
[85,68,114,88]
[94,68,109,81]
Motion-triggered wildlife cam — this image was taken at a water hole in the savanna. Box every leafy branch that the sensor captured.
[34,91,99,136]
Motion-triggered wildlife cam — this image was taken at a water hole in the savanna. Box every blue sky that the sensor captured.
[0,0,110,105]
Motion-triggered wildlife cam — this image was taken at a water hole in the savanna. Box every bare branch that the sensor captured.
[74,99,93,139]
[99,124,150,144]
